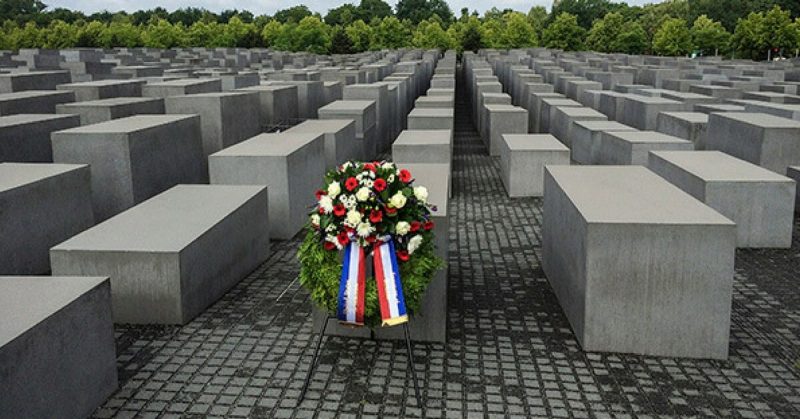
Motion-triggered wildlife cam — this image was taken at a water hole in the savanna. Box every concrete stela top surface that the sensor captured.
[58,97,161,106]
[0,162,86,192]
[288,119,353,132]
[149,78,221,86]
[211,132,321,157]
[320,100,374,112]
[658,112,709,123]
[715,112,800,127]
[624,95,683,104]
[408,108,454,116]
[57,79,143,87]
[605,131,691,144]
[55,114,195,134]
[573,120,636,131]
[0,276,108,347]
[540,98,581,106]
[503,134,568,151]
[547,166,735,226]
[651,151,794,183]
[52,185,265,252]
[394,129,452,145]
[0,90,69,99]
[0,113,74,125]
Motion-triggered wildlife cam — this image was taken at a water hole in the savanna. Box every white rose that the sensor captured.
[327,182,341,198]
[413,186,428,203]
[310,214,320,226]
[325,234,342,250]
[407,235,423,255]
[363,179,374,188]
[341,162,352,171]
[389,192,407,209]
[319,195,334,213]
[356,187,371,202]
[356,222,375,238]
[387,174,395,183]
[345,210,362,227]
[381,162,395,170]
[395,221,411,236]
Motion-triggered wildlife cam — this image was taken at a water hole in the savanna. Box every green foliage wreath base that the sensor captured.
[298,229,444,328]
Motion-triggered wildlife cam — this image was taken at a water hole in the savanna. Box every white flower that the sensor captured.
[345,209,362,227]
[319,196,334,213]
[355,187,371,202]
[413,186,428,203]
[407,235,423,255]
[325,225,336,232]
[395,221,411,236]
[325,234,342,250]
[363,179,374,188]
[356,173,364,181]
[387,174,395,183]
[327,182,341,198]
[389,192,407,209]
[341,162,352,171]
[356,222,375,238]
[310,214,320,226]
[381,162,395,170]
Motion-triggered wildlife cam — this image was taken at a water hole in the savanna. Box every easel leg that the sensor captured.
[403,323,423,406]
[299,316,330,403]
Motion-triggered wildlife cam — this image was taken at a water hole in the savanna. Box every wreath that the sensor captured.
[298,160,444,327]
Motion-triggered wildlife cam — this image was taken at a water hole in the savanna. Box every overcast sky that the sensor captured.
[45,0,664,18]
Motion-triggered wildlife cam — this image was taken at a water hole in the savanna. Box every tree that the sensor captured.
[357,0,392,21]
[1,0,47,24]
[613,20,648,54]
[329,25,355,54]
[345,19,373,51]
[100,22,141,48]
[460,20,483,52]
[691,14,730,55]
[480,17,505,48]
[371,16,411,49]
[542,12,586,50]
[527,6,548,42]
[411,18,453,49]
[293,16,330,53]
[41,19,77,48]
[586,12,626,52]
[652,17,692,56]
[503,12,537,48]
[214,16,260,47]
[274,5,312,24]
[261,20,283,47]
[396,0,453,25]
[731,11,766,60]
[762,6,796,58]
[638,0,690,44]
[325,4,359,26]
[142,18,184,48]
[550,0,617,29]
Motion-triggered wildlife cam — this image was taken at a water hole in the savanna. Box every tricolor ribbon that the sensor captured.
[337,237,409,327]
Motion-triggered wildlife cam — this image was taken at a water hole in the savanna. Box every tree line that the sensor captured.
[1,0,799,60]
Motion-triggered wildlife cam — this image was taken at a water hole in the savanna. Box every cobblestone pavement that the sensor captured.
[94,71,800,419]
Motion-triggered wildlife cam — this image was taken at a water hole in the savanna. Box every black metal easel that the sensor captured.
[299,317,423,406]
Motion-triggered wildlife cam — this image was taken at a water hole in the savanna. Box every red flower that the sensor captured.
[398,169,412,183]
[315,189,326,200]
[410,221,421,233]
[396,250,409,262]
[333,204,346,217]
[363,163,376,172]
[424,220,434,231]
[369,209,383,224]
[345,177,358,191]
[318,207,325,214]
[374,178,387,192]
[323,241,337,251]
[385,206,397,216]
[337,232,350,246]
[366,235,377,244]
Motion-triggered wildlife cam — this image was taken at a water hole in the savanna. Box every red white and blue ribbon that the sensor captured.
[337,241,366,325]
[373,239,408,326]
[336,237,408,327]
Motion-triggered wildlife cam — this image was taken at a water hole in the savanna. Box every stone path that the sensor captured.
[95,71,800,419]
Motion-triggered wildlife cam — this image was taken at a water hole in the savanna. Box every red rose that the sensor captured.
[396,250,409,262]
[345,177,358,191]
[363,163,376,172]
[323,241,337,251]
[315,189,326,200]
[374,178,387,192]
[399,169,412,183]
[369,209,383,224]
[424,221,434,231]
[337,232,350,246]
[385,206,397,216]
[318,207,325,214]
[333,204,346,217]
[366,235,377,244]
[410,221,421,232]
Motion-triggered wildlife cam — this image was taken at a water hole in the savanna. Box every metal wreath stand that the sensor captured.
[299,316,423,406]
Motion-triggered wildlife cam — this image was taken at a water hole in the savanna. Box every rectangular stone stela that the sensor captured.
[542,165,736,359]
[50,185,270,325]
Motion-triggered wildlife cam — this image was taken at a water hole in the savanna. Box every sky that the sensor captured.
[45,0,664,18]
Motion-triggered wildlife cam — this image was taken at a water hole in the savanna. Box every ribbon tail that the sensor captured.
[337,241,366,326]
[374,239,409,327]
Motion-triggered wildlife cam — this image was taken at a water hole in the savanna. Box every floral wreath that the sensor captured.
[298,160,444,327]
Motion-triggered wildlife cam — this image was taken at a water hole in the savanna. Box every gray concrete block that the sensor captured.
[648,150,795,248]
[705,112,800,174]
[689,84,742,100]
[787,166,800,212]
[598,131,693,165]
[0,163,94,274]
[656,112,708,149]
[551,106,607,148]
[694,103,746,114]
[51,185,269,324]
[142,78,222,98]
[618,95,686,130]
[220,73,260,91]
[486,105,528,156]
[323,81,343,105]
[0,90,74,115]
[542,165,736,359]
[165,92,261,156]
[238,85,298,127]
[0,114,80,162]
[0,70,71,93]
[56,79,144,102]
[271,80,324,119]
[539,98,581,135]
[0,276,117,418]
[499,134,569,197]
[570,120,637,164]
[56,97,165,125]
[51,115,207,221]
[407,108,454,131]
[318,100,377,160]
[414,95,454,109]
[392,129,452,165]
[209,132,325,240]
[344,84,390,152]
[286,119,358,169]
